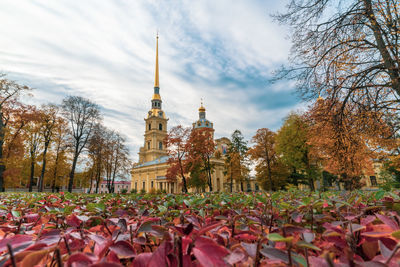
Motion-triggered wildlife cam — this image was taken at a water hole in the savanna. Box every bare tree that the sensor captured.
[0,74,30,191]
[62,96,100,192]
[275,0,400,115]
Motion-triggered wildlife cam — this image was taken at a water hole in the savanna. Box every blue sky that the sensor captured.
[0,0,304,161]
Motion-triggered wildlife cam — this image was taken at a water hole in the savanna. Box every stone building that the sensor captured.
[130,35,249,193]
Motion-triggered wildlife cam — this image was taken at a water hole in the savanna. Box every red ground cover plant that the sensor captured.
[0,190,399,266]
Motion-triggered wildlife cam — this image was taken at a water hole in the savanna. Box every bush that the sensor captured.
[121,188,128,194]
[149,188,157,194]
[131,189,138,194]
[140,189,146,194]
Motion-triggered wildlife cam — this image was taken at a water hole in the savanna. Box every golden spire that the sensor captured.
[154,33,159,88]
[199,98,206,112]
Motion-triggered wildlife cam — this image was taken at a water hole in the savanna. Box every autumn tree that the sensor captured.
[225,130,249,192]
[307,98,393,190]
[62,96,100,192]
[165,126,191,193]
[49,116,69,192]
[224,151,241,192]
[2,101,32,188]
[88,123,107,194]
[37,104,61,192]
[187,161,207,192]
[249,128,287,191]
[275,0,400,118]
[276,113,318,190]
[187,128,215,192]
[0,74,31,191]
[22,108,42,192]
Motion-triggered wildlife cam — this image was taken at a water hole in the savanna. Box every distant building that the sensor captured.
[87,180,131,193]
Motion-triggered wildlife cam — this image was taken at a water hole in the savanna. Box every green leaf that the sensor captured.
[292,254,308,267]
[296,241,321,251]
[267,233,293,242]
[391,230,400,239]
[158,205,167,214]
[183,199,191,207]
[11,210,21,218]
[95,202,106,212]
[375,190,385,201]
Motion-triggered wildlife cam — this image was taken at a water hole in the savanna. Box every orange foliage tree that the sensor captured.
[249,128,288,191]
[187,128,215,192]
[164,125,191,193]
[307,98,394,190]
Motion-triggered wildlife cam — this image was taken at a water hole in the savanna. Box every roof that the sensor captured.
[135,155,170,168]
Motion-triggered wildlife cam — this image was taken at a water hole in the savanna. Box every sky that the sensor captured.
[0,0,304,161]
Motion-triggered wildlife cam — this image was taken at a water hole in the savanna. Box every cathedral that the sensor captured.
[130,36,236,193]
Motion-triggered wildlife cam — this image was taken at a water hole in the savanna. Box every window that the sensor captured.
[159,141,162,150]
[135,182,137,190]
[147,141,151,150]
[142,181,145,190]
[148,123,151,130]
[151,181,154,188]
[159,123,163,130]
[370,176,378,186]
[255,183,259,191]
[160,183,163,190]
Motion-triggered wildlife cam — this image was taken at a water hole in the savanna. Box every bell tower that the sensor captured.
[138,34,168,163]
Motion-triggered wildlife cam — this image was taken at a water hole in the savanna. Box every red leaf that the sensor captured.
[109,241,136,258]
[20,249,48,267]
[67,252,96,266]
[234,233,258,241]
[193,236,230,267]
[0,235,33,253]
[89,263,122,267]
[66,214,82,228]
[24,213,39,223]
[361,232,392,238]
[197,221,223,236]
[241,242,257,258]
[148,240,173,267]
[362,241,378,260]
[376,214,399,231]
[131,252,152,267]
[225,248,246,265]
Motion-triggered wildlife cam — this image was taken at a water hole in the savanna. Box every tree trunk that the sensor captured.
[0,112,5,192]
[29,152,35,192]
[178,157,188,193]
[51,146,60,193]
[363,0,400,95]
[68,152,79,193]
[206,156,212,192]
[38,141,50,192]
[230,164,233,193]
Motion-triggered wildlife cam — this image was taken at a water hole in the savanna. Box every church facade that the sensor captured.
[131,36,242,193]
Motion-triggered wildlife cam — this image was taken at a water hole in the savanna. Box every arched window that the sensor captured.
[159,141,163,150]
[159,123,163,130]
[147,141,151,150]
[148,123,151,130]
